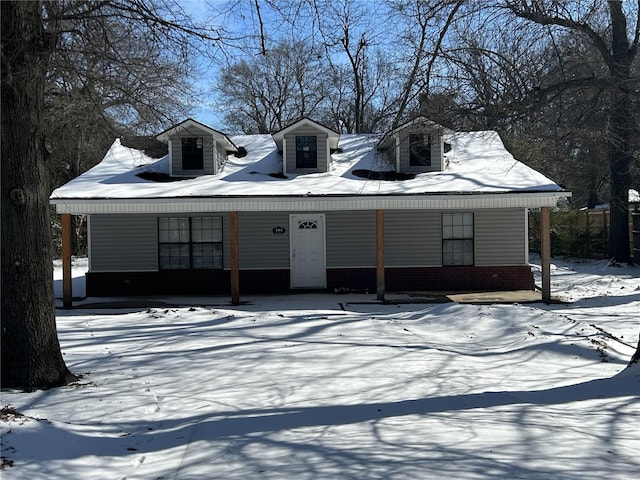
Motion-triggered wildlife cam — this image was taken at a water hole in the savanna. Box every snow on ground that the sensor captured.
[2,258,639,479]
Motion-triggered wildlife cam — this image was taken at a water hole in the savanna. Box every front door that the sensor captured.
[290,214,326,288]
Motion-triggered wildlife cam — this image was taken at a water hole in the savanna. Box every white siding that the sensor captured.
[237,212,290,269]
[475,209,527,265]
[86,208,529,274]
[89,215,158,272]
[326,211,376,267]
[284,125,329,174]
[384,210,442,266]
[165,124,221,176]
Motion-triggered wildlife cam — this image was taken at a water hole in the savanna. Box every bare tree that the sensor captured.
[252,0,394,132]
[1,1,76,391]
[410,1,638,235]
[308,0,389,132]
[387,0,465,127]
[218,39,326,133]
[1,0,219,391]
[503,0,639,263]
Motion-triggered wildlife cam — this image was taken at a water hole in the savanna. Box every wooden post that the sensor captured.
[540,207,551,303]
[229,211,240,306]
[61,213,73,308]
[376,209,385,301]
[603,209,608,250]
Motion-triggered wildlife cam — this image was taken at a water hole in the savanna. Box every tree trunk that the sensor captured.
[608,135,631,263]
[628,333,640,367]
[506,1,637,263]
[606,0,635,263]
[1,1,76,391]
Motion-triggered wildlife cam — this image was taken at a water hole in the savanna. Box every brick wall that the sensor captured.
[330,266,534,292]
[86,265,534,297]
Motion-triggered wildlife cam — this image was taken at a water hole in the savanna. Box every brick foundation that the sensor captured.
[86,265,534,297]
[327,266,533,293]
[86,270,231,296]
[384,265,534,291]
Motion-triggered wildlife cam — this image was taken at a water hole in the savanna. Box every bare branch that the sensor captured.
[505,0,611,64]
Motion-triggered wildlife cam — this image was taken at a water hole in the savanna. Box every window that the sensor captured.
[181,137,204,170]
[299,220,318,229]
[442,213,474,266]
[296,136,317,168]
[409,134,431,166]
[158,217,222,270]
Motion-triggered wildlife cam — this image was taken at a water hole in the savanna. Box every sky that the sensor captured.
[177,0,285,129]
[176,0,387,130]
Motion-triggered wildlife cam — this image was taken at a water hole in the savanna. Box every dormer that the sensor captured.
[377,117,451,173]
[272,117,340,175]
[156,118,238,177]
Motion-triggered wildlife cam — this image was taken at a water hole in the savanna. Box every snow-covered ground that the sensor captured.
[2,258,639,479]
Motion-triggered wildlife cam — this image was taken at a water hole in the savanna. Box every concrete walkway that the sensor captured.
[56,289,546,310]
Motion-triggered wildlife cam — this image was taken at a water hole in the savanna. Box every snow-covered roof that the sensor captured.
[50,130,570,214]
[156,118,238,152]
[272,117,340,151]
[377,116,452,149]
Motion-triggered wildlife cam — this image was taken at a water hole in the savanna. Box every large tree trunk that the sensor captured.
[1,1,76,391]
[506,1,637,263]
[628,334,640,367]
[606,0,635,263]
[608,127,632,263]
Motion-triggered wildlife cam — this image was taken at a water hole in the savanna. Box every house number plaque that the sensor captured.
[272,226,286,235]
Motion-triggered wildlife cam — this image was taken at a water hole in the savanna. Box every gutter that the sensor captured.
[51,191,572,215]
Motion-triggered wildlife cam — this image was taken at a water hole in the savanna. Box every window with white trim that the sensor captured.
[442,212,474,266]
[298,220,318,229]
[158,217,222,270]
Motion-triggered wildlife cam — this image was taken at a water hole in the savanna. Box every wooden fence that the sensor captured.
[573,207,636,255]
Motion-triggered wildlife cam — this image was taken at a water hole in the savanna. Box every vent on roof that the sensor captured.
[234,146,248,157]
[352,169,416,181]
[136,172,194,182]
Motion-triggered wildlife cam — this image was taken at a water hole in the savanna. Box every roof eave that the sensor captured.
[272,117,340,151]
[51,191,572,214]
[156,118,238,152]
[377,116,454,149]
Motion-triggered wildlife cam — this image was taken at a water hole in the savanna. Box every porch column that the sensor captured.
[376,209,385,301]
[229,211,240,306]
[540,207,551,303]
[61,213,73,308]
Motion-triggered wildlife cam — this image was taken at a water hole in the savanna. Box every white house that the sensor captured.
[51,117,570,305]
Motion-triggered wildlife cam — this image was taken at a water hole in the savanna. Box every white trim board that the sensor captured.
[53,192,571,214]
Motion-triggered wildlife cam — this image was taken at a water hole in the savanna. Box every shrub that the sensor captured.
[529,209,609,259]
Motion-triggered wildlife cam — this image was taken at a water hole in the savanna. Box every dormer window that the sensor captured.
[296,136,318,168]
[409,134,431,167]
[157,119,238,176]
[272,118,339,175]
[182,137,204,170]
[376,117,449,173]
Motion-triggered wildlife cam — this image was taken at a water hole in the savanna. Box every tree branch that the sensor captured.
[505,1,611,64]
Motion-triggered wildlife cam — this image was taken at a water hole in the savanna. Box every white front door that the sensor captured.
[290,214,326,288]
